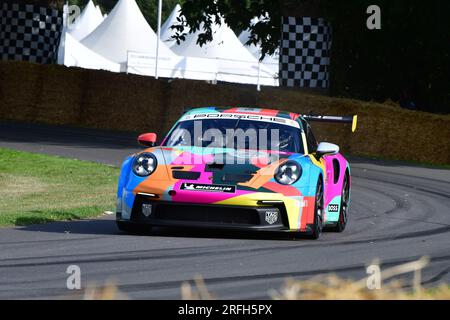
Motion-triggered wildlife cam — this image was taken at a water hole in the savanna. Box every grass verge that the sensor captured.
[0,148,119,226]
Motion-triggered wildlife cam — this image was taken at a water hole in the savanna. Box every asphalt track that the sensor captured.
[0,121,449,299]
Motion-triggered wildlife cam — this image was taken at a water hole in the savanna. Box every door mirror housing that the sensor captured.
[138,133,157,147]
[316,142,340,157]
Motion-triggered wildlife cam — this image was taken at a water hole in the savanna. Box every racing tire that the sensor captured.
[329,174,349,233]
[308,178,324,240]
[116,221,152,234]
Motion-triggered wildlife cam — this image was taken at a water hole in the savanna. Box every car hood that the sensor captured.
[138,146,296,185]
[130,146,310,204]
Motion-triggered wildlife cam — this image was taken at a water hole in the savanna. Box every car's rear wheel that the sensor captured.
[309,178,324,239]
[329,174,350,232]
[116,221,152,234]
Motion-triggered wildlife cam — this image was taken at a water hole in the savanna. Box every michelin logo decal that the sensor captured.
[181,183,236,193]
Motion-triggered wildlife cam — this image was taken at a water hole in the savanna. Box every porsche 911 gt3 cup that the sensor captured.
[116,107,357,239]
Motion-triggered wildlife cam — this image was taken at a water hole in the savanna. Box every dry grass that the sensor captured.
[180,257,450,300]
[269,257,450,300]
[61,256,450,300]
[181,275,216,300]
[81,280,129,300]
[269,276,450,300]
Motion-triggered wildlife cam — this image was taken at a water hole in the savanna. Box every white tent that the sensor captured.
[95,5,104,21]
[61,0,273,86]
[58,2,118,72]
[161,4,187,48]
[171,17,278,86]
[126,51,218,81]
[81,0,178,72]
[238,18,279,75]
[68,0,104,41]
[60,32,121,72]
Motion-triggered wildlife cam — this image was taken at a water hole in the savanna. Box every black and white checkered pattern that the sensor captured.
[280,17,332,89]
[0,2,63,64]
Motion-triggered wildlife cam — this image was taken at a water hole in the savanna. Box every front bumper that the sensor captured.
[118,194,296,232]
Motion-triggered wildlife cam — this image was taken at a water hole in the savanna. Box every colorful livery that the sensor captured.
[116,107,356,239]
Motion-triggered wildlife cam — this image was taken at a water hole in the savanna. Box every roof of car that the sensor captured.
[184,106,302,121]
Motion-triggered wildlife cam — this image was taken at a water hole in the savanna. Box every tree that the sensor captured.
[64,0,449,113]
[172,0,286,58]
[174,0,450,113]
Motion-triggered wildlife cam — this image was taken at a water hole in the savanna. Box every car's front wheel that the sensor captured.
[116,221,152,234]
[309,178,324,239]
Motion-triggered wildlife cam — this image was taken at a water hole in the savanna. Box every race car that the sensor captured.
[116,107,357,239]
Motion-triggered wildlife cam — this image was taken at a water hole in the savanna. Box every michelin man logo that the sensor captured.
[184,183,196,190]
[265,211,278,225]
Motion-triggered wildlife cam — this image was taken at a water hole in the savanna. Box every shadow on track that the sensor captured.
[15,217,313,242]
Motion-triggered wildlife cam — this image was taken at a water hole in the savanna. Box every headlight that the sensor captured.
[275,161,302,185]
[132,153,157,177]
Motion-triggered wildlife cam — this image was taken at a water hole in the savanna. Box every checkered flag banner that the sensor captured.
[280,17,332,89]
[0,2,63,64]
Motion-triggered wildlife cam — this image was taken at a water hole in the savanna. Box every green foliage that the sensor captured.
[173,0,282,57]
[173,0,449,113]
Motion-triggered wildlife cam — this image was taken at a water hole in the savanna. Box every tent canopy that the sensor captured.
[61,32,120,72]
[62,1,277,86]
[238,18,279,74]
[170,17,278,86]
[81,0,177,67]
[68,0,103,41]
[171,17,258,62]
[95,4,104,22]
[161,4,187,48]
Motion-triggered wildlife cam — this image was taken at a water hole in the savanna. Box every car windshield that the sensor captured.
[163,118,304,154]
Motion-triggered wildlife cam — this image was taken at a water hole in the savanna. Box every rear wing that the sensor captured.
[302,115,358,133]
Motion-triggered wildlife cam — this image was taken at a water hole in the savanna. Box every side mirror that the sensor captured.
[138,133,157,147]
[316,142,340,157]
